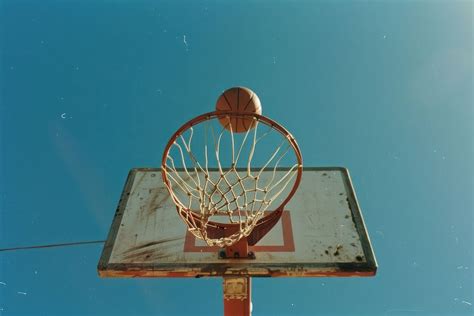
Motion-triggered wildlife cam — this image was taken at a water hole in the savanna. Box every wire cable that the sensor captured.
[0,240,106,252]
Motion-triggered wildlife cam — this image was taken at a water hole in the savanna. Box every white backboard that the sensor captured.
[98,167,377,278]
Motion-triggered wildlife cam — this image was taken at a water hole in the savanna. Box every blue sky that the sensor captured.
[1,1,472,315]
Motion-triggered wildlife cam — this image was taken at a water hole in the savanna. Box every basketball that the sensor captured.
[215,87,262,133]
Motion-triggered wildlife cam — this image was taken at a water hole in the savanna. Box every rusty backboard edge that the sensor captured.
[342,168,378,275]
[98,261,376,278]
[97,169,138,273]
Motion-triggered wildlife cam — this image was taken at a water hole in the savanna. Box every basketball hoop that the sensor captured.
[161,109,303,252]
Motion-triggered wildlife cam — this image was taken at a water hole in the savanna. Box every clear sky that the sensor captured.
[1,1,473,315]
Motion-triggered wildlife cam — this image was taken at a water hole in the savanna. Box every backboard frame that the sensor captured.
[98,167,377,278]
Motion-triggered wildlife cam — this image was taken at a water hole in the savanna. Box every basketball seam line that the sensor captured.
[237,88,240,111]
[242,117,249,131]
[222,93,232,110]
[243,93,255,112]
[235,88,240,130]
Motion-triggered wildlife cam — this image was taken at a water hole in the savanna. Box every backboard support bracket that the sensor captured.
[218,237,256,259]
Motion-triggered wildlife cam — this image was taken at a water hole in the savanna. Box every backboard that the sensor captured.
[98,167,377,278]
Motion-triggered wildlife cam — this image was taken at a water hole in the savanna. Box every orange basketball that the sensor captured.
[215,87,262,133]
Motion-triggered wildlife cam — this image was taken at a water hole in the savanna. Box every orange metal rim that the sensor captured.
[161,111,303,237]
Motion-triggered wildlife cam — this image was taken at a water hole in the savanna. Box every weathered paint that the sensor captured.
[98,167,377,278]
[223,277,252,316]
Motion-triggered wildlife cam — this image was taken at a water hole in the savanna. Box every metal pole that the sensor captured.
[223,276,251,316]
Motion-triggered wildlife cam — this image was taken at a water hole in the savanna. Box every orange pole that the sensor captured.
[223,277,251,316]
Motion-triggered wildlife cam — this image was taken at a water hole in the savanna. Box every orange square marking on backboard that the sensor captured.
[183,210,295,252]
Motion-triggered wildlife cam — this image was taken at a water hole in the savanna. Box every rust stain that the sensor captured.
[126,236,183,252]
[333,245,343,256]
[122,237,184,262]
[123,248,172,261]
[145,187,169,216]
[131,172,147,196]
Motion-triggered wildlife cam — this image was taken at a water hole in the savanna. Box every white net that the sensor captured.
[162,114,300,247]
